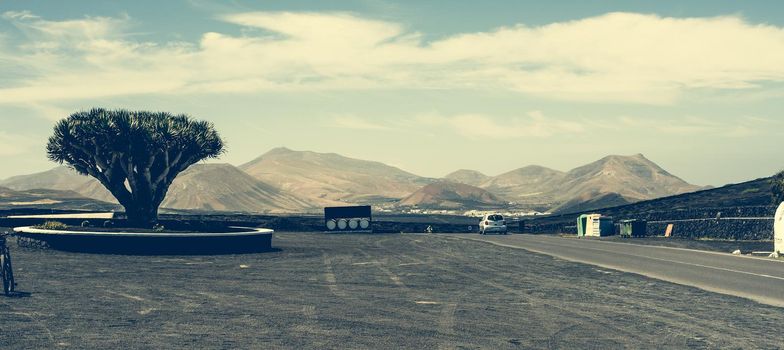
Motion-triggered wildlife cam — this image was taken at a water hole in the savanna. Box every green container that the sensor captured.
[619,219,647,238]
[577,214,590,236]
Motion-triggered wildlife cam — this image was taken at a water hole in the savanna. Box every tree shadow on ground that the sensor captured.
[3,290,32,298]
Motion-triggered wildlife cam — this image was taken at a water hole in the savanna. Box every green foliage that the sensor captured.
[773,170,784,205]
[34,221,68,230]
[46,108,225,173]
[45,108,225,227]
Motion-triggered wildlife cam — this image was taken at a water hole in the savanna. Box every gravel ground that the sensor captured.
[1,232,783,349]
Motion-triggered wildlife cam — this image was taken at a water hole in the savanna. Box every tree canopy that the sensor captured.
[47,108,225,227]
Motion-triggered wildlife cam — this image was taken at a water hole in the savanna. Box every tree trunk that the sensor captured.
[124,203,159,228]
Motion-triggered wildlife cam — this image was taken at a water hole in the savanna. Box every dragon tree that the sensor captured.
[46,108,225,227]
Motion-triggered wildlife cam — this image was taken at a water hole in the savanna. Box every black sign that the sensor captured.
[324,205,372,232]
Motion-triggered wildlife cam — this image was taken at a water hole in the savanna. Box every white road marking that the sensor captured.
[107,291,145,301]
[553,236,784,264]
[540,239,784,282]
[467,237,784,281]
[138,308,156,315]
[323,254,346,297]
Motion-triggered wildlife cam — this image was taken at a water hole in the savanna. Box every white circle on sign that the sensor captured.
[337,219,348,230]
[348,219,359,229]
[326,220,337,230]
[360,219,370,229]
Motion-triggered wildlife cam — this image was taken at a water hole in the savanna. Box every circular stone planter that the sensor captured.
[12,226,274,254]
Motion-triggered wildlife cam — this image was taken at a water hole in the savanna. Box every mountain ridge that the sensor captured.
[0,163,313,214]
[0,149,703,214]
[554,153,701,205]
[398,181,507,209]
[239,147,433,206]
[443,169,490,187]
[0,185,119,211]
[434,153,702,211]
[161,163,311,213]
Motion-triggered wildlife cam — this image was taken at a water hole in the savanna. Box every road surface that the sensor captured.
[453,234,784,307]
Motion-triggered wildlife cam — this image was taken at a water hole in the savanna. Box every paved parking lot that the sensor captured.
[1,233,783,349]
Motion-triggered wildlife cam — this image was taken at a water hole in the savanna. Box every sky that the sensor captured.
[0,0,783,186]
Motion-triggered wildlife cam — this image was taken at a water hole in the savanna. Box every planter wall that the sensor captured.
[12,226,273,254]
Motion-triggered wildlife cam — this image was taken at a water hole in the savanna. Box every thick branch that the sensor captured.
[153,150,181,187]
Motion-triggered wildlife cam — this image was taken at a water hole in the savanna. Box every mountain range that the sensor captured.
[239,147,431,206]
[399,181,506,209]
[0,186,118,211]
[0,163,311,213]
[0,148,703,214]
[443,153,702,212]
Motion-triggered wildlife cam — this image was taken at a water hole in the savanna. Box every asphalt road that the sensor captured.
[455,234,784,307]
[2,233,784,349]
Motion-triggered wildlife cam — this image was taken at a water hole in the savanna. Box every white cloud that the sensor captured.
[4,10,128,47]
[2,11,40,21]
[617,115,778,137]
[1,11,784,105]
[330,115,390,130]
[222,12,403,46]
[416,111,583,139]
